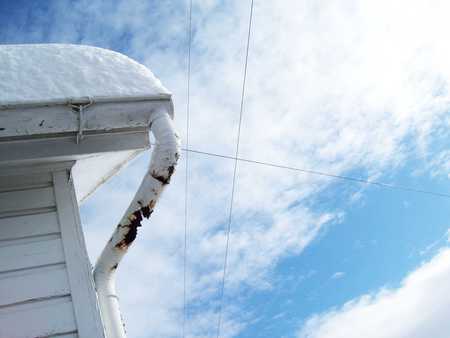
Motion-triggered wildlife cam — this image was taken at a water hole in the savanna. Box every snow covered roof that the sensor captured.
[0,44,170,105]
[0,44,174,203]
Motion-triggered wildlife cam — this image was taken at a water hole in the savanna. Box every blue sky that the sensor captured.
[2,1,450,338]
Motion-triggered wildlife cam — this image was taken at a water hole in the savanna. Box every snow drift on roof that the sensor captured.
[0,44,170,105]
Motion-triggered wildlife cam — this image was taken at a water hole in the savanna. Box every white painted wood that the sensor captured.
[0,233,60,248]
[48,333,78,338]
[0,99,170,138]
[0,161,74,177]
[0,212,59,241]
[0,105,78,138]
[0,296,77,338]
[0,186,55,214]
[0,263,70,307]
[53,170,105,338]
[0,207,57,219]
[0,172,53,191]
[0,236,65,273]
[0,129,150,164]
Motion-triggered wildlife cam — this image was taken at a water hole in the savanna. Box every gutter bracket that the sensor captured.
[69,98,94,144]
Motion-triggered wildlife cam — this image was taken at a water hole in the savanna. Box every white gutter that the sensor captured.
[0,94,174,119]
[93,110,180,338]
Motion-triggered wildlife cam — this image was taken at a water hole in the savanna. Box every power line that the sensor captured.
[216,1,255,338]
[183,0,193,337]
[181,147,450,199]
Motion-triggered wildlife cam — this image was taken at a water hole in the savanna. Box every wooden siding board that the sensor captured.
[0,237,65,273]
[0,186,55,214]
[0,296,77,338]
[0,161,104,338]
[0,212,59,241]
[0,263,70,307]
[0,172,53,191]
[0,161,75,177]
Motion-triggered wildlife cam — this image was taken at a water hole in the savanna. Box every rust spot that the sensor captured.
[115,209,142,249]
[151,173,169,185]
[114,198,157,250]
[141,205,152,218]
[149,199,156,209]
[137,200,153,218]
[168,165,175,176]
[151,165,176,185]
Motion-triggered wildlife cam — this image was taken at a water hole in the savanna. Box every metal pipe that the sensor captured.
[93,110,180,338]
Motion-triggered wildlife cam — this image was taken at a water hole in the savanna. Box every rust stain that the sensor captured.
[151,173,170,185]
[115,210,142,250]
[114,200,156,250]
[168,164,175,177]
[113,150,179,250]
[151,165,176,185]
[148,199,156,209]
[141,205,152,218]
[138,200,154,219]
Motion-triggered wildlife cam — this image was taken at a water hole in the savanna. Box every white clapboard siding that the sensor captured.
[0,165,104,338]
[0,263,70,307]
[0,172,53,192]
[0,296,77,338]
[0,211,59,241]
[0,186,55,214]
[0,236,65,272]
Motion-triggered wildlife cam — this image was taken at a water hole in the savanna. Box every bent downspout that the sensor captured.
[93,110,180,338]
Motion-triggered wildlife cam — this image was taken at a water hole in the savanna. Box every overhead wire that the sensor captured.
[216,1,255,338]
[146,141,450,199]
[181,147,450,199]
[183,0,193,337]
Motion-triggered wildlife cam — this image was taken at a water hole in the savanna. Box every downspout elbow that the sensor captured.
[93,110,180,338]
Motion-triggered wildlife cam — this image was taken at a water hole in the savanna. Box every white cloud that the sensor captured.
[427,150,450,178]
[331,272,345,280]
[419,229,450,257]
[297,248,450,338]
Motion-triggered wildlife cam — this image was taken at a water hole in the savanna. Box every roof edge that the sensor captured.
[0,93,172,109]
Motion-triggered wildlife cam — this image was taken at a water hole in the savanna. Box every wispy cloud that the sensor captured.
[419,228,450,257]
[331,272,345,280]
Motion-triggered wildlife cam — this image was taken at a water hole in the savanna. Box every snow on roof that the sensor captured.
[0,44,170,105]
[0,44,174,204]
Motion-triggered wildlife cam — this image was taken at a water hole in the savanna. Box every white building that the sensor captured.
[0,44,179,338]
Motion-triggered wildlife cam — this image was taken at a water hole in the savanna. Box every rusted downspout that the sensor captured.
[93,110,180,338]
